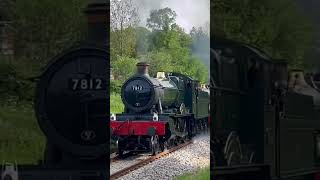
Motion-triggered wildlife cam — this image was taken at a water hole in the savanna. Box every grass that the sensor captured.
[110,92,124,154]
[175,167,210,180]
[0,101,45,164]
[0,94,122,160]
[110,92,124,114]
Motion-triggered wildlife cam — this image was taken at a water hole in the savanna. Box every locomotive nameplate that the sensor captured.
[69,78,106,90]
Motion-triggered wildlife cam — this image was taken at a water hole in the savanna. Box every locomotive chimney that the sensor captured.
[136,62,150,76]
[85,0,108,45]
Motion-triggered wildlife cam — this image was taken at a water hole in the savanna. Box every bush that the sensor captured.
[0,56,40,103]
[0,103,45,164]
[110,93,124,114]
[110,80,122,94]
[111,56,138,82]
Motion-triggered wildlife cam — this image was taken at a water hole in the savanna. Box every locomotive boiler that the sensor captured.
[121,62,184,113]
[110,62,209,156]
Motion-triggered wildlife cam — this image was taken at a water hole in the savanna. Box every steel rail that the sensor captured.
[110,141,192,180]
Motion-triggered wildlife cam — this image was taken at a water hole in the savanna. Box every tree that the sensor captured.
[147,7,177,31]
[212,0,315,69]
[111,55,138,82]
[4,0,87,64]
[110,26,137,60]
[110,0,139,56]
[0,0,87,102]
[110,0,139,31]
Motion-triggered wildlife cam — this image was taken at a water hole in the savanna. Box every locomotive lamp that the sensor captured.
[111,113,117,121]
[152,112,159,121]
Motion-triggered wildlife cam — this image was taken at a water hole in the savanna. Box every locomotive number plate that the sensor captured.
[69,78,106,90]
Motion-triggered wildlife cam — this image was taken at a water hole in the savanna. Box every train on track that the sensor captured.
[211,38,320,179]
[110,62,210,156]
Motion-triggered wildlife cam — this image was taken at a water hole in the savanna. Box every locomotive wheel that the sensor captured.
[159,137,165,152]
[204,119,208,132]
[150,135,160,155]
[227,152,241,166]
[160,142,165,152]
[212,138,227,166]
[224,132,243,166]
[249,152,256,164]
[116,139,124,157]
[203,119,208,133]
[118,148,124,157]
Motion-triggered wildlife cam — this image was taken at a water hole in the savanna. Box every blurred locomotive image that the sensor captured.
[211,38,320,179]
[110,62,209,156]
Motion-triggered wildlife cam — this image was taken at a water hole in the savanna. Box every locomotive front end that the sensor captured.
[120,62,180,113]
[110,62,178,156]
[35,46,109,162]
[121,62,161,113]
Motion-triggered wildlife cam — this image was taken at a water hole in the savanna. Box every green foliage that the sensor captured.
[0,104,45,164]
[187,57,209,83]
[111,56,139,82]
[139,50,208,83]
[110,80,122,94]
[6,0,87,64]
[0,0,87,163]
[140,50,174,76]
[147,7,177,31]
[111,27,137,59]
[175,167,210,180]
[0,0,87,102]
[110,93,124,114]
[110,7,210,96]
[212,0,315,69]
[0,56,38,102]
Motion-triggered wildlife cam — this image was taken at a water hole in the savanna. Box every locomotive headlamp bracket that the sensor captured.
[153,113,159,121]
[111,113,116,121]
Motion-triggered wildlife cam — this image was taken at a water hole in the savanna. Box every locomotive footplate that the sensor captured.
[110,121,167,136]
[213,164,270,180]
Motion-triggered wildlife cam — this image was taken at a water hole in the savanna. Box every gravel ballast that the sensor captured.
[113,133,210,180]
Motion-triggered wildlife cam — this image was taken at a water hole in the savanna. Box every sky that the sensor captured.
[134,0,210,33]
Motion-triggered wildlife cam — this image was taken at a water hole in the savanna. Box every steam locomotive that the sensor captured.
[211,38,320,179]
[35,45,109,165]
[110,62,210,156]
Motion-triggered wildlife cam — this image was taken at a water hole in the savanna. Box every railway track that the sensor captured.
[110,140,193,180]
[110,152,142,163]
